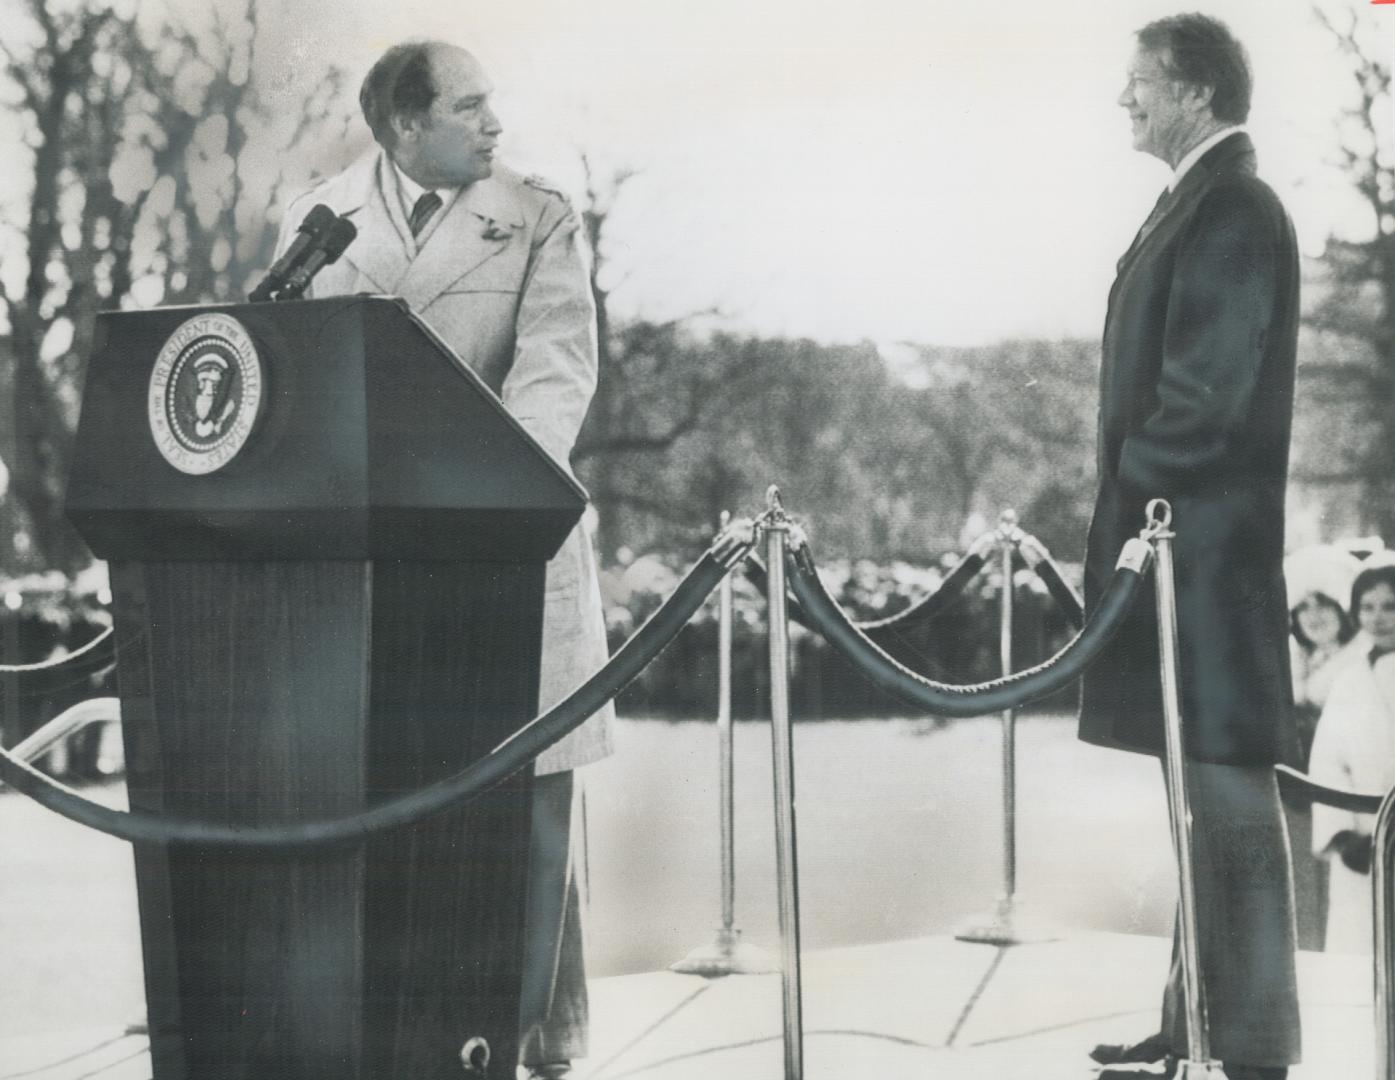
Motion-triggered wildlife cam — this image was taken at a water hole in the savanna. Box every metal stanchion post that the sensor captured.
[719,539,737,929]
[763,488,804,1080]
[1,594,19,750]
[1373,784,1395,1080]
[1000,515,1017,905]
[1,591,21,753]
[1149,499,1219,1080]
[673,512,776,977]
[956,509,1055,946]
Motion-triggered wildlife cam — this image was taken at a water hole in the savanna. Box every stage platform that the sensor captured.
[0,930,1372,1079]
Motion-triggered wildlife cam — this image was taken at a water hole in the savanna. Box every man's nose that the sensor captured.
[1118,84,1134,108]
[482,105,502,135]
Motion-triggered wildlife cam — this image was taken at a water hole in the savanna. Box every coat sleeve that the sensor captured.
[1116,185,1286,499]
[1310,675,1364,855]
[499,197,598,471]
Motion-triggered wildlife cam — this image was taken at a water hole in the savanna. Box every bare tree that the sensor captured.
[1298,3,1395,536]
[572,157,754,557]
[0,2,137,572]
[569,152,1099,561]
[904,338,1096,546]
[0,0,348,575]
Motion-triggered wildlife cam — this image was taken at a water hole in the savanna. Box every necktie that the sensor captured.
[1142,186,1172,231]
[409,191,442,238]
[1118,187,1172,268]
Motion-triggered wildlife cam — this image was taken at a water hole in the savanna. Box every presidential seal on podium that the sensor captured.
[148,312,263,475]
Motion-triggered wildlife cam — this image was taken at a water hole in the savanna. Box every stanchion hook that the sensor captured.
[1142,498,1174,541]
[996,507,1024,546]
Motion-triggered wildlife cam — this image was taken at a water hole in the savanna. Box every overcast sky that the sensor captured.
[51,2,1395,345]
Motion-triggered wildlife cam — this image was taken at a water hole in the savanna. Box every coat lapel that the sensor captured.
[1117,187,1175,271]
[397,175,526,312]
[328,154,413,294]
[1113,132,1257,278]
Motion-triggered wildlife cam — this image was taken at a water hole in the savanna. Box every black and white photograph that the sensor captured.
[0,1,1392,1078]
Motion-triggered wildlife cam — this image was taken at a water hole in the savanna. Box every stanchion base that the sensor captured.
[954,898,1059,946]
[669,928,779,977]
[1174,1059,1224,1080]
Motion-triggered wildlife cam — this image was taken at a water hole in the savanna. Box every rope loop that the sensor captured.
[744,511,1086,638]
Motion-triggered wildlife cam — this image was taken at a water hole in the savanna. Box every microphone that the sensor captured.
[249,204,337,302]
[276,216,358,301]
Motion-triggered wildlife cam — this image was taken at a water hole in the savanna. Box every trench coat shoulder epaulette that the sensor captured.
[520,171,572,203]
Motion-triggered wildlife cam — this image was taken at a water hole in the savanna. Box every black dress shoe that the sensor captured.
[1222,1066,1286,1080]
[1091,1031,1171,1066]
[524,1065,571,1079]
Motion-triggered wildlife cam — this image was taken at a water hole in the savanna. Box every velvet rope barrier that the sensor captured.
[0,625,118,696]
[1274,764,1384,815]
[1014,532,1085,630]
[782,533,1151,718]
[0,525,753,851]
[743,532,994,640]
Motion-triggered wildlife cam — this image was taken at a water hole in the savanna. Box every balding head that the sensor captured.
[359,41,501,186]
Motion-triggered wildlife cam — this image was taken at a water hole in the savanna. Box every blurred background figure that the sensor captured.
[1309,557,1395,953]
[1283,544,1366,950]
[1287,546,1367,755]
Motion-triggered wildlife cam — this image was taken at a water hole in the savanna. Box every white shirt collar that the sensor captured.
[391,159,432,219]
[1169,125,1244,191]
[389,157,467,241]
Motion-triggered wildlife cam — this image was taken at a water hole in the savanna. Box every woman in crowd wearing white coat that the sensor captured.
[1287,546,1370,749]
[1310,561,1395,953]
[1283,545,1365,948]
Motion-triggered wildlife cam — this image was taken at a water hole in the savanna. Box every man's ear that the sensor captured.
[390,111,419,144]
[1183,81,1215,114]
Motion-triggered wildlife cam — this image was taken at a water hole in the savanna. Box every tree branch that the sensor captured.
[0,37,39,107]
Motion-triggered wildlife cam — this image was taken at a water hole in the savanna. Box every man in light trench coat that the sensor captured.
[274,41,614,1080]
[1080,14,1301,1080]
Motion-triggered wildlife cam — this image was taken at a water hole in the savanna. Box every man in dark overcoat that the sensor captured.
[1079,15,1301,1080]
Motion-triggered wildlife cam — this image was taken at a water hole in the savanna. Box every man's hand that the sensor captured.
[1331,829,1374,875]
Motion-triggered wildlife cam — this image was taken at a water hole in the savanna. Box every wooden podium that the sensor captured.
[66,297,587,1080]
